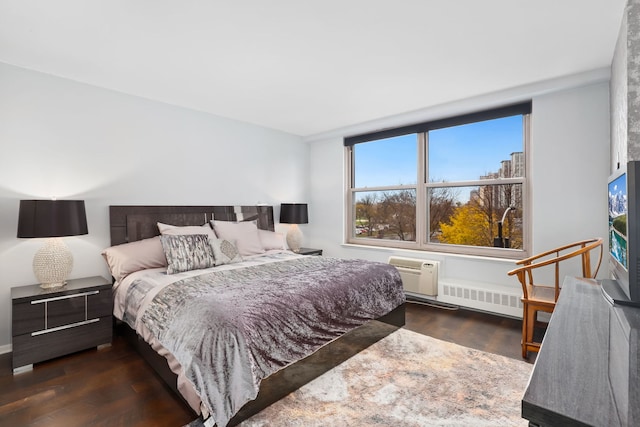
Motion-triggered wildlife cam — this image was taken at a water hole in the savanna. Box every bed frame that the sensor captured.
[109,205,405,426]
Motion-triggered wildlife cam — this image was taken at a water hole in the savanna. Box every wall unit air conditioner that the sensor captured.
[388,256,439,297]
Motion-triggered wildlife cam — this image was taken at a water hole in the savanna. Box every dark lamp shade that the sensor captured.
[17,200,88,238]
[279,203,308,224]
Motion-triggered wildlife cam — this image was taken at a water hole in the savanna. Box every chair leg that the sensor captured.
[527,308,537,351]
[521,304,528,358]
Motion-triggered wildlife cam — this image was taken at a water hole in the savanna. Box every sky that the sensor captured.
[608,172,627,217]
[354,115,524,188]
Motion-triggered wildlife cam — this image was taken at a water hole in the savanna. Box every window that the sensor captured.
[345,102,531,258]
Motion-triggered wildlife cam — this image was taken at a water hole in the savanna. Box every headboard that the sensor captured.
[109,205,275,246]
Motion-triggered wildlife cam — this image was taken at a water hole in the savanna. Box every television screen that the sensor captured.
[609,172,628,271]
[603,161,640,308]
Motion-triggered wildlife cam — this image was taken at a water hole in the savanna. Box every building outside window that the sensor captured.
[345,102,531,259]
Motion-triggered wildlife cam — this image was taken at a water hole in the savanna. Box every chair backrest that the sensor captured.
[507,238,603,301]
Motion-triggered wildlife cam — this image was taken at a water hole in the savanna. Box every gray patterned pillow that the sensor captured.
[160,234,216,274]
[209,238,243,266]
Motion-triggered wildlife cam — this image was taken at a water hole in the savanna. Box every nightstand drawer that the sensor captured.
[12,287,112,336]
[11,302,45,336]
[47,295,86,329]
[87,288,113,318]
[12,317,112,368]
[11,276,113,372]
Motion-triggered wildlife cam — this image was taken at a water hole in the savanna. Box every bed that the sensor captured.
[105,205,405,426]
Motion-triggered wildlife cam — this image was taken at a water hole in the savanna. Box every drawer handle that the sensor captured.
[31,290,100,304]
[31,318,101,336]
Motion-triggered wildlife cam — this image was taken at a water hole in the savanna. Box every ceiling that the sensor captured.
[0,1,627,137]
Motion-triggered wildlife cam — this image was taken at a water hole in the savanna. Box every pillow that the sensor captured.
[159,234,216,274]
[101,236,168,282]
[157,222,217,240]
[209,239,243,266]
[258,229,287,250]
[211,220,266,256]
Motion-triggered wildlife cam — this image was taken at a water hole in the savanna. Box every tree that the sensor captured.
[355,194,379,237]
[379,190,416,241]
[476,184,498,244]
[439,202,492,246]
[493,184,522,249]
[428,187,457,242]
[439,184,523,249]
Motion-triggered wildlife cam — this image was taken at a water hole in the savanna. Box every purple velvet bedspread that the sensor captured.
[125,256,404,426]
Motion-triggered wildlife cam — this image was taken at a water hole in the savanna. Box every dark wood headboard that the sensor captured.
[109,205,275,246]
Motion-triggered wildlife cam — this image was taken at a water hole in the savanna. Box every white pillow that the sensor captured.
[157,222,217,240]
[258,229,287,250]
[211,220,266,256]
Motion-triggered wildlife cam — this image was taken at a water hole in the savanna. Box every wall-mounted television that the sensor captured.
[602,160,640,307]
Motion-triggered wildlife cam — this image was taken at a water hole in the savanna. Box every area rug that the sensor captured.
[190,328,532,426]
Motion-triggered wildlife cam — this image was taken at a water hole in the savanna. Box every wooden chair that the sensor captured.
[507,238,603,358]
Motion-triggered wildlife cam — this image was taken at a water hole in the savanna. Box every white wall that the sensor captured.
[531,84,610,250]
[306,79,610,315]
[0,62,307,349]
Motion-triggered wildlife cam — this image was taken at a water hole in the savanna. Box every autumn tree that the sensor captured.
[439,184,523,249]
[439,202,492,246]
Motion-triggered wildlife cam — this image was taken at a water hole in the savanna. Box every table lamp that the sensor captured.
[17,200,88,288]
[279,203,308,253]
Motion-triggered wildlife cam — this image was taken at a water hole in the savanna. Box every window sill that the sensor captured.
[340,243,518,264]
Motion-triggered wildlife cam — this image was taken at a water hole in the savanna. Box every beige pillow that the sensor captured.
[258,229,287,250]
[157,222,217,240]
[211,220,266,256]
[101,236,167,282]
[209,238,243,265]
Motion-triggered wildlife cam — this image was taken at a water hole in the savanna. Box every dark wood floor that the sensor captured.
[0,302,531,427]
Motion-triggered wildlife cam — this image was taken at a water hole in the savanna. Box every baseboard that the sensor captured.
[0,344,12,355]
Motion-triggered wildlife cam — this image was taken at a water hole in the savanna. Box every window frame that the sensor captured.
[345,102,531,259]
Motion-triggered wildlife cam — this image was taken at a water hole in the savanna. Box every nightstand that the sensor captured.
[298,247,323,256]
[11,276,113,373]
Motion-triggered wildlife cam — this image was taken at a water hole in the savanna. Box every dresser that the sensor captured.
[522,276,640,426]
[11,276,113,373]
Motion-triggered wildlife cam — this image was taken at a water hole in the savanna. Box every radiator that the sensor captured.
[388,256,439,296]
